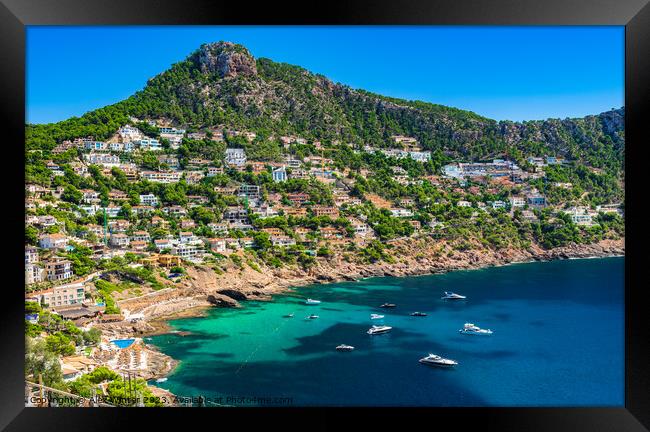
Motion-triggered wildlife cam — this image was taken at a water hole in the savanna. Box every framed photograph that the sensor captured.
[2,0,649,430]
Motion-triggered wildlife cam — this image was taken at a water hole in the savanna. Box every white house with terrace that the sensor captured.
[139,194,159,207]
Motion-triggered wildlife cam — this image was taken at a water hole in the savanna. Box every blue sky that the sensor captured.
[26,26,624,124]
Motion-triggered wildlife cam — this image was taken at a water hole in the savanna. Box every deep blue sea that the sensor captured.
[148,257,624,406]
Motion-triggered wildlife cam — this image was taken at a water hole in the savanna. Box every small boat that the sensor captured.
[370,314,384,320]
[155,378,168,383]
[380,303,396,308]
[283,313,295,318]
[419,354,458,368]
[441,291,466,300]
[367,325,392,335]
[459,323,493,335]
[336,344,355,352]
[410,312,427,317]
[305,298,321,305]
[306,314,319,320]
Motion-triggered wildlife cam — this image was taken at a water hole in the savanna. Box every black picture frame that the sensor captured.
[2,0,649,430]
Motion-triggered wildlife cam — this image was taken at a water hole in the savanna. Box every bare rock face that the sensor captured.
[206,293,239,308]
[216,289,247,302]
[599,108,624,136]
[196,41,257,78]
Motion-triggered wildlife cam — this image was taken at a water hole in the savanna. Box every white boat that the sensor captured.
[306,314,319,320]
[410,312,427,317]
[283,313,294,318]
[370,314,384,320]
[305,298,321,305]
[441,291,466,300]
[458,323,493,335]
[336,344,355,351]
[380,303,396,308]
[155,377,168,383]
[367,325,392,335]
[419,354,458,368]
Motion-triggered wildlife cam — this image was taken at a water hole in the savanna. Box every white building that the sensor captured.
[109,142,124,152]
[104,205,122,218]
[225,148,247,166]
[154,239,172,251]
[118,125,144,142]
[141,171,182,183]
[390,208,414,218]
[351,220,371,237]
[81,189,100,204]
[566,207,595,226]
[25,263,44,285]
[79,204,100,216]
[272,166,287,182]
[208,238,227,252]
[25,247,39,265]
[179,232,199,244]
[39,233,68,250]
[83,140,108,151]
[139,194,159,207]
[40,283,85,308]
[159,127,186,148]
[171,243,200,260]
[271,236,296,247]
[109,233,130,248]
[83,153,120,166]
[207,167,224,177]
[134,139,162,151]
[509,196,526,208]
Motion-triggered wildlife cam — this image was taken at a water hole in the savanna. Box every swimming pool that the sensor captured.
[111,338,135,349]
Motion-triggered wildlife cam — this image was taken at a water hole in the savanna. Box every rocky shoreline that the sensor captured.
[117,238,625,331]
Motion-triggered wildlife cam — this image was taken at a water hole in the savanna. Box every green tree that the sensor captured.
[25,338,63,386]
[61,185,83,204]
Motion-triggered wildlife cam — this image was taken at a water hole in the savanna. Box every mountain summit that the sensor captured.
[192,42,258,78]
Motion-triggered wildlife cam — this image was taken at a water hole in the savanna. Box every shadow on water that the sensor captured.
[491,312,512,322]
[172,350,489,406]
[282,322,447,356]
[210,352,235,359]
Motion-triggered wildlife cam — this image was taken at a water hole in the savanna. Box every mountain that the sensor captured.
[26,41,625,172]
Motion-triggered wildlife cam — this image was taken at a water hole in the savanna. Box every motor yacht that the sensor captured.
[305,298,321,305]
[458,323,493,335]
[380,303,396,308]
[306,314,319,320]
[410,312,427,317]
[336,344,355,352]
[441,291,466,300]
[367,325,392,335]
[283,313,294,318]
[419,354,458,368]
[370,314,385,320]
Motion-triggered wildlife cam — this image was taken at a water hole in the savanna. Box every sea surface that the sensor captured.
[148,257,624,407]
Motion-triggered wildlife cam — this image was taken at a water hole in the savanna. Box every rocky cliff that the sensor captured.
[112,237,624,327]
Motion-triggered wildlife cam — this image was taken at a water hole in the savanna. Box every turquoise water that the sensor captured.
[149,257,624,406]
[111,338,135,349]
